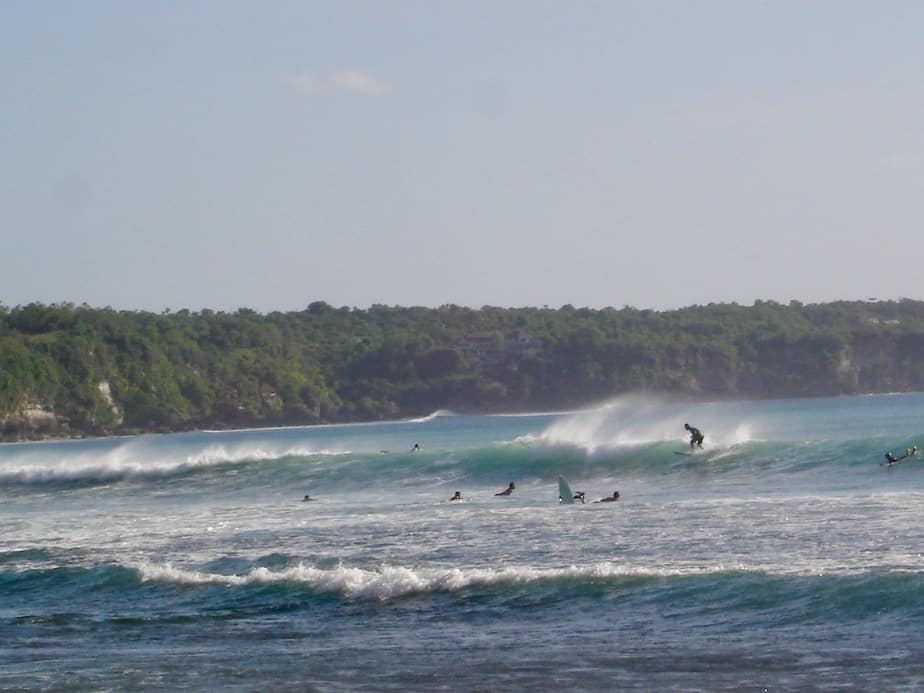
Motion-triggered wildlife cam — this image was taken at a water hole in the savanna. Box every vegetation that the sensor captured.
[3,299,924,439]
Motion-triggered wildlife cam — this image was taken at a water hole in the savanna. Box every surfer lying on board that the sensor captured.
[302,495,316,502]
[684,423,705,450]
[496,481,516,496]
[596,491,620,503]
[884,446,918,465]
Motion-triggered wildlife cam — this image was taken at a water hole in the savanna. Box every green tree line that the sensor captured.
[2,299,924,439]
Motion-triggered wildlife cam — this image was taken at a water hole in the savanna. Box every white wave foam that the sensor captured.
[492,410,574,418]
[498,433,538,446]
[406,409,456,423]
[0,440,349,484]
[134,561,747,600]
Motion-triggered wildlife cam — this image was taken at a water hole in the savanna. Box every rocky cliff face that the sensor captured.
[1,399,65,439]
[97,380,123,426]
[0,380,124,440]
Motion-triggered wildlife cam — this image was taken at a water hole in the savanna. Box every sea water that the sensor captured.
[4,393,924,690]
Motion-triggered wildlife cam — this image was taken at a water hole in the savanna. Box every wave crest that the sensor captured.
[134,561,741,601]
[0,442,347,486]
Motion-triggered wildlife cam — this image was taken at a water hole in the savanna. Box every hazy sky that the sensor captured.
[3,1,924,313]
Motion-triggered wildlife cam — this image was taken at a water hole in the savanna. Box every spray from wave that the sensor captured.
[538,394,756,453]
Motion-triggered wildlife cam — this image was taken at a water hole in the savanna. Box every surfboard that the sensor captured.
[674,451,698,456]
[558,476,575,504]
[881,447,918,466]
[882,457,910,467]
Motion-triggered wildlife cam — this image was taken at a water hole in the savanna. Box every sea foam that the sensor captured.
[134,561,758,601]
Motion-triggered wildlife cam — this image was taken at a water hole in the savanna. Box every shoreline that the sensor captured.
[4,389,923,446]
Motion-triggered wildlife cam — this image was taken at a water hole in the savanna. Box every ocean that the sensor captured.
[4,392,924,690]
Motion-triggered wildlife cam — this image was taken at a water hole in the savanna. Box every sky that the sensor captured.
[3,1,924,313]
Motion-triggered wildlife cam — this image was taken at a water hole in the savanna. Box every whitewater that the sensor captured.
[4,392,924,689]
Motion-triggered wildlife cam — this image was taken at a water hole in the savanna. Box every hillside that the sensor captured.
[3,299,924,440]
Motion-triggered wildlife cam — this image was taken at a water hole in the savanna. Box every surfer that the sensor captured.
[884,446,918,465]
[450,491,462,501]
[302,494,315,502]
[684,423,705,450]
[573,491,586,504]
[597,491,620,503]
[412,443,420,452]
[495,481,515,496]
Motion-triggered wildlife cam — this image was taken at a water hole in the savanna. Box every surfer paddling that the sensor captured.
[302,494,316,502]
[596,491,620,503]
[884,446,918,466]
[495,481,516,496]
[684,423,705,450]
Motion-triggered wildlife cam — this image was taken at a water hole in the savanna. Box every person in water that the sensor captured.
[412,443,420,452]
[302,494,315,502]
[597,490,620,503]
[496,481,515,496]
[450,491,463,501]
[573,491,586,504]
[684,423,705,450]
[885,446,918,465]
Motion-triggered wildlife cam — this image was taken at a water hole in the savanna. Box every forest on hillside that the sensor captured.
[3,299,924,440]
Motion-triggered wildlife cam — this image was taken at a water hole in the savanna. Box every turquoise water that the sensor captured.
[4,393,924,689]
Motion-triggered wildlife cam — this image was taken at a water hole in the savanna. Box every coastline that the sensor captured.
[5,388,923,445]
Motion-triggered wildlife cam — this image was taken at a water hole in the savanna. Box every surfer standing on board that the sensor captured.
[495,481,515,496]
[684,423,705,450]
